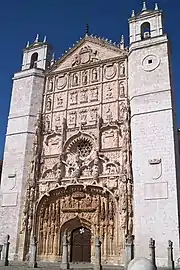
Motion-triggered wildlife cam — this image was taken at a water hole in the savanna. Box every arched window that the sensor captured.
[30,52,38,68]
[141,22,151,40]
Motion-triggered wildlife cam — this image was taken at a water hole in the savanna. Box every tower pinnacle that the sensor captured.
[142,1,147,11]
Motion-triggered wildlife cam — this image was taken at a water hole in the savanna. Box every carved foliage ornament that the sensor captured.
[72,46,100,67]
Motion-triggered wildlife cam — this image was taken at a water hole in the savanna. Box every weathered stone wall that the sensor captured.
[0,69,45,260]
[128,34,180,266]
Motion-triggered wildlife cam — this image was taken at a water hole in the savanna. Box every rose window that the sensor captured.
[77,140,92,158]
[68,137,93,158]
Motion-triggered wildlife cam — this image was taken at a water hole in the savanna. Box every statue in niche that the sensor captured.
[55,114,61,130]
[106,106,112,122]
[48,79,53,91]
[57,94,63,107]
[91,87,98,101]
[119,102,128,121]
[82,70,88,85]
[73,73,79,86]
[119,82,125,97]
[92,151,101,180]
[120,63,125,77]
[106,85,113,99]
[55,154,65,184]
[92,68,98,81]
[72,153,82,181]
[80,90,88,103]
[69,112,77,126]
[44,115,50,132]
[70,92,78,105]
[90,108,98,122]
[46,97,52,111]
[80,110,87,125]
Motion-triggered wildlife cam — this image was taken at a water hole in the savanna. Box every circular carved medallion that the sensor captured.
[142,54,160,72]
[104,63,117,80]
[56,74,67,89]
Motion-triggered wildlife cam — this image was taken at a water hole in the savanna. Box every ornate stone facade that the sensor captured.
[1,3,180,268]
[17,39,132,264]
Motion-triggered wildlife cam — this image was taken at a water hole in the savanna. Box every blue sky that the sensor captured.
[0,0,179,159]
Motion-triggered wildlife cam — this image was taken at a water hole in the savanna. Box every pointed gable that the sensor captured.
[47,35,128,74]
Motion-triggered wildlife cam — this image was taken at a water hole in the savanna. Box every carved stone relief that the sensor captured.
[119,81,125,98]
[119,62,125,77]
[55,93,64,108]
[54,113,61,131]
[70,91,78,105]
[104,63,117,80]
[106,84,113,99]
[68,111,77,127]
[80,89,88,103]
[44,114,51,132]
[71,73,79,87]
[91,67,99,82]
[46,96,52,111]
[105,105,113,122]
[90,86,98,102]
[47,78,53,92]
[79,109,87,125]
[89,107,98,123]
[101,128,120,149]
[81,70,88,85]
[44,133,61,155]
[119,102,128,121]
[72,46,100,67]
[56,74,67,90]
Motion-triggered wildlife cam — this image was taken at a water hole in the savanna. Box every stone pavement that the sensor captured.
[0,261,179,270]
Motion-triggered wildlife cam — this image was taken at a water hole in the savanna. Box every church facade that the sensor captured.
[0,2,180,267]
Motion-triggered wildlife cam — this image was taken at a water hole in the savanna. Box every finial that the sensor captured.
[26,41,30,48]
[155,3,158,10]
[131,10,135,17]
[85,22,89,36]
[34,34,39,43]
[51,53,55,66]
[43,36,47,43]
[120,35,124,49]
[142,1,147,11]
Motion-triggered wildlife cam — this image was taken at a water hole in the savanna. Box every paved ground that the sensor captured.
[0,261,179,269]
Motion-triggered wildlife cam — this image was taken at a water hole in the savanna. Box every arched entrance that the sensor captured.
[70,227,91,262]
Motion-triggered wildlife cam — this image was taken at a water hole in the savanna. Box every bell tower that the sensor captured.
[0,35,52,260]
[128,2,180,267]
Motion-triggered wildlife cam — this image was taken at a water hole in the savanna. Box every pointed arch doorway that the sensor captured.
[70,227,91,263]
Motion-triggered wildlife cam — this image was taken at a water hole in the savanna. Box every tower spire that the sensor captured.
[142,1,147,11]
[85,22,89,36]
[155,3,158,11]
[34,34,39,43]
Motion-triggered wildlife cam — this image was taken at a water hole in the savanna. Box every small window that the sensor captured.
[148,59,153,64]
[30,52,38,68]
[141,22,151,40]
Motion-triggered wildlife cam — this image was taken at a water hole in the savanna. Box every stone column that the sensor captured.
[61,231,69,270]
[29,236,38,268]
[124,235,134,270]
[149,238,156,270]
[3,235,10,266]
[167,240,174,269]
[94,237,102,270]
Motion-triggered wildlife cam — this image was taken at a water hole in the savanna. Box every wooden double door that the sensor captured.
[70,227,91,262]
